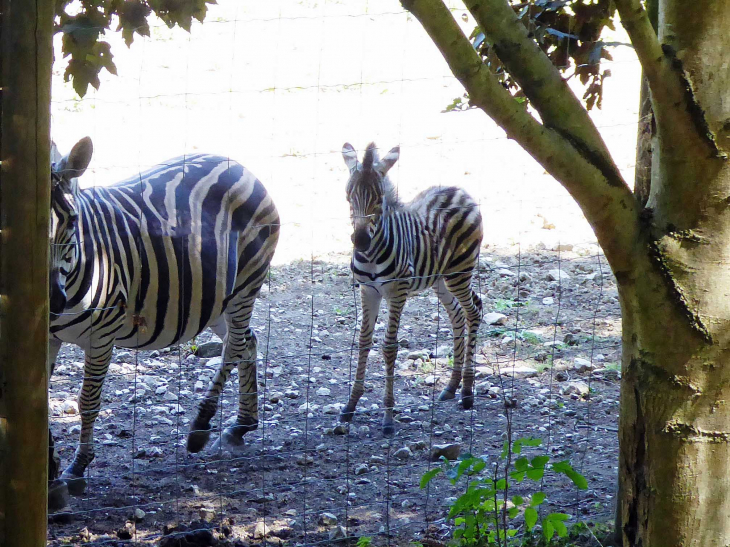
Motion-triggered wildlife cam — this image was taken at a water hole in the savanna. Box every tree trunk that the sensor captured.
[615,2,730,544]
[0,0,54,545]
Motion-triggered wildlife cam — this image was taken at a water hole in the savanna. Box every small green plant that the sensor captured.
[356,536,373,547]
[421,437,588,546]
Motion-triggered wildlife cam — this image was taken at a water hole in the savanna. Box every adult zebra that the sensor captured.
[340,142,483,435]
[49,137,279,491]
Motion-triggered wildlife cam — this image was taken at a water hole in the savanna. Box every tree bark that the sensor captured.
[0,0,54,545]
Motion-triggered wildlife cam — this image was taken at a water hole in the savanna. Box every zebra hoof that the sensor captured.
[187,422,212,453]
[461,394,474,410]
[59,473,87,496]
[382,423,395,436]
[48,479,71,514]
[438,388,457,401]
[339,410,355,423]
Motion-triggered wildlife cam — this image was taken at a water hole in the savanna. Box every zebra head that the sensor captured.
[342,142,400,252]
[49,137,93,317]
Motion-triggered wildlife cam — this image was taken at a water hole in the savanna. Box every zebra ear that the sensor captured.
[376,145,400,175]
[62,137,93,179]
[342,143,359,173]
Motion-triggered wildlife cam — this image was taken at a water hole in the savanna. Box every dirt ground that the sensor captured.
[45,0,637,544]
[47,244,622,546]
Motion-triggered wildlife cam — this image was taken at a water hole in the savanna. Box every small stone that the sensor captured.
[542,297,555,305]
[199,507,217,522]
[68,424,81,435]
[333,424,348,435]
[323,403,343,414]
[409,440,428,451]
[547,269,571,282]
[430,443,461,461]
[329,525,347,542]
[354,463,369,475]
[423,375,437,386]
[370,455,386,465]
[253,521,270,539]
[316,387,332,397]
[555,370,570,382]
[497,268,517,277]
[561,381,590,397]
[296,454,314,466]
[285,389,300,399]
[519,272,532,282]
[155,386,168,395]
[573,357,594,372]
[62,400,79,415]
[407,350,430,360]
[401,499,414,509]
[484,312,507,325]
[318,512,338,526]
[195,339,224,358]
[393,447,413,460]
[443,497,458,507]
[194,380,206,393]
[358,425,370,436]
[269,391,284,403]
[131,508,145,522]
[563,333,578,345]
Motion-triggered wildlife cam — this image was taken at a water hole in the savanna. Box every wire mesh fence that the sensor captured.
[46,1,632,545]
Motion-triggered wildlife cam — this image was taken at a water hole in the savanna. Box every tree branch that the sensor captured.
[614,0,685,114]
[465,0,622,184]
[401,0,640,275]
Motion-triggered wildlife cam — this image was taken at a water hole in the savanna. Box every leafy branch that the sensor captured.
[55,0,216,97]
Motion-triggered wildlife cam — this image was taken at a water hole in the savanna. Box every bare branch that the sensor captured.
[401,0,640,274]
[465,0,621,182]
[614,0,685,112]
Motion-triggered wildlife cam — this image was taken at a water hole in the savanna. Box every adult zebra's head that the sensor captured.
[342,142,400,252]
[49,137,93,317]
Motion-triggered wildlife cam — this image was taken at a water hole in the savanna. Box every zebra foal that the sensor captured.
[340,142,483,435]
[49,137,279,491]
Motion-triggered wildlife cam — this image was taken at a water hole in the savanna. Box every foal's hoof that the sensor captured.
[210,428,247,454]
[48,479,71,514]
[438,388,457,401]
[382,423,395,436]
[339,410,355,423]
[187,421,212,453]
[461,394,474,410]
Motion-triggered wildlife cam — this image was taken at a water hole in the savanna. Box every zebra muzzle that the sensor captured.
[351,230,371,252]
[49,270,67,316]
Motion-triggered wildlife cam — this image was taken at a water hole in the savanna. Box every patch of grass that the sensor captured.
[604,361,621,371]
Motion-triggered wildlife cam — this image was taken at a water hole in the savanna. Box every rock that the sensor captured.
[329,525,347,542]
[393,447,413,460]
[316,387,332,397]
[285,389,300,399]
[269,391,284,403]
[296,454,314,466]
[573,358,594,373]
[519,272,532,282]
[499,364,538,378]
[401,499,414,509]
[69,424,81,435]
[423,375,437,386]
[430,443,461,461]
[542,297,555,305]
[407,350,430,360]
[443,496,458,507]
[131,508,145,522]
[555,243,573,252]
[354,463,369,475]
[497,268,517,277]
[333,424,348,435]
[563,333,578,345]
[323,403,343,414]
[194,380,206,393]
[199,507,217,522]
[155,386,168,395]
[435,344,453,358]
[409,440,428,451]
[195,339,223,358]
[318,512,338,526]
[547,269,571,282]
[561,381,590,397]
[62,400,79,415]
[555,371,570,382]
[484,312,507,325]
[253,521,270,539]
[298,402,319,413]
[358,425,370,436]
[370,455,386,465]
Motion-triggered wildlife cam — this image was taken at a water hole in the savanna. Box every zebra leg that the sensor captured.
[382,291,406,436]
[446,274,482,410]
[340,285,382,424]
[221,325,259,447]
[48,338,62,481]
[433,278,466,402]
[60,344,114,494]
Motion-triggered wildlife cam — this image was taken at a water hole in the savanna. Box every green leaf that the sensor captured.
[508,507,519,519]
[543,518,555,540]
[495,478,506,490]
[525,507,538,530]
[512,495,524,506]
[530,492,546,506]
[419,468,441,489]
[530,455,550,469]
[514,457,529,472]
[552,461,589,490]
[510,470,526,482]
[507,529,517,537]
[526,467,545,481]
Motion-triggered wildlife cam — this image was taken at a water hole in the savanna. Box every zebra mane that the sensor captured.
[362,142,401,210]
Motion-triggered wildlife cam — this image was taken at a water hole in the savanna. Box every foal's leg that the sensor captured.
[445,272,482,409]
[381,289,406,435]
[340,285,382,423]
[433,277,466,401]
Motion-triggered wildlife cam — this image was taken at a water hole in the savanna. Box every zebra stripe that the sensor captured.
[340,142,483,435]
[49,138,279,487]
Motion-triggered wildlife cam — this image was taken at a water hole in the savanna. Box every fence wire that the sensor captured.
[46,1,631,545]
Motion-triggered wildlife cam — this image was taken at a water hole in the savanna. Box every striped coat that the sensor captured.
[49,138,279,490]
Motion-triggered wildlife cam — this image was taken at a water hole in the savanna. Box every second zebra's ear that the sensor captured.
[376,145,400,175]
[61,137,94,179]
[342,142,359,173]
